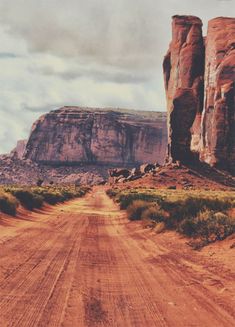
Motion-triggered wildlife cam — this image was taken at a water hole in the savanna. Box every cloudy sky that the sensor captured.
[0,0,234,153]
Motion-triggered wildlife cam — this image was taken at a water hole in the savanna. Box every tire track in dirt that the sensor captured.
[0,189,234,326]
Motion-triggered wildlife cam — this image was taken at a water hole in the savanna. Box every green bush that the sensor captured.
[118,188,235,247]
[127,200,152,221]
[12,189,44,210]
[106,189,119,198]
[40,191,63,204]
[118,193,163,210]
[75,186,91,197]
[179,210,235,243]
[1,185,90,215]
[33,186,90,205]
[141,205,168,223]
[0,192,18,216]
[161,197,232,229]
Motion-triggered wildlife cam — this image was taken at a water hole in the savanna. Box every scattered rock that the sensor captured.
[140,163,156,174]
[131,167,141,176]
[0,157,108,186]
[109,168,131,178]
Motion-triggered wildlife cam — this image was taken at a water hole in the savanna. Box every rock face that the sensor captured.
[163,15,204,163]
[10,140,27,159]
[164,15,235,174]
[200,17,235,171]
[24,107,167,166]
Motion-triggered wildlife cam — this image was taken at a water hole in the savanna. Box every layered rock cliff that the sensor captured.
[200,17,235,171]
[23,107,167,166]
[163,15,204,163]
[164,15,235,173]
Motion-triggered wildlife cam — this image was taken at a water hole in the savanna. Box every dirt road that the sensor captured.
[0,188,235,327]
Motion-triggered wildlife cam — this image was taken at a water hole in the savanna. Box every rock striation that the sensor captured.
[164,15,235,173]
[163,15,204,163]
[200,17,235,171]
[24,107,167,166]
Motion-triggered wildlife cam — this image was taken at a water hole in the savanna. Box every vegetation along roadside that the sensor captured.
[0,185,91,216]
[106,188,235,249]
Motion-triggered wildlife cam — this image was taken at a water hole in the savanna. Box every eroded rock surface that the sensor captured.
[163,15,204,163]
[164,15,235,174]
[200,17,235,171]
[24,107,167,166]
[10,140,27,159]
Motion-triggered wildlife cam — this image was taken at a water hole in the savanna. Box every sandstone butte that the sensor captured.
[164,15,235,174]
[23,107,167,166]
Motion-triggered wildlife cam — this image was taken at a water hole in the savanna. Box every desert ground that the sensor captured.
[0,187,234,327]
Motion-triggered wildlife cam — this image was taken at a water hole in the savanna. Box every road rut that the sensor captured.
[0,189,234,326]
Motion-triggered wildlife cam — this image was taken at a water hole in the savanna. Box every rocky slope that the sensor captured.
[24,107,167,166]
[164,15,235,174]
[0,157,107,186]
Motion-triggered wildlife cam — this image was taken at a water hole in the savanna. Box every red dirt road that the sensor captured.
[0,188,235,326]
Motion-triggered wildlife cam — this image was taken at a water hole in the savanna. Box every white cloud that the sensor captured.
[0,0,234,153]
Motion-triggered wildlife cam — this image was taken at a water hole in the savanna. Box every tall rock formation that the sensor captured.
[163,15,204,163]
[200,17,235,172]
[23,107,167,165]
[164,15,235,174]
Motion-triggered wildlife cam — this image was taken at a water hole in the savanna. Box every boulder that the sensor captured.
[108,168,131,178]
[131,167,141,176]
[139,163,156,174]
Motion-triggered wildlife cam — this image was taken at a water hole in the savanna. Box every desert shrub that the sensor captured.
[141,204,168,223]
[61,189,75,200]
[179,210,235,243]
[33,186,90,205]
[161,197,232,229]
[127,200,152,221]
[12,189,44,210]
[106,189,119,198]
[0,185,90,216]
[0,192,18,216]
[117,188,235,247]
[29,193,44,209]
[118,193,163,210]
[34,188,67,204]
[77,186,91,197]
[40,191,64,204]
